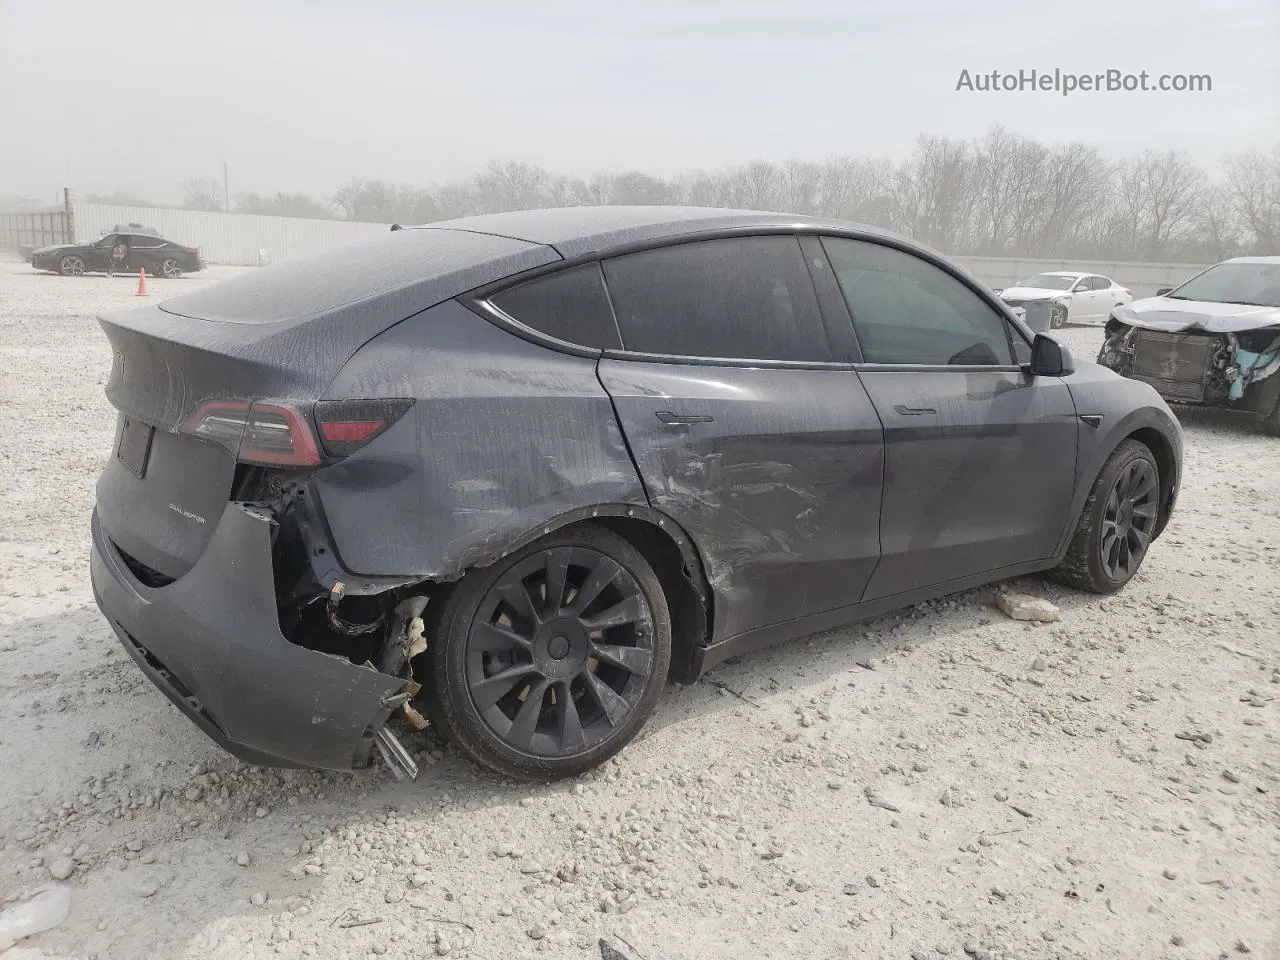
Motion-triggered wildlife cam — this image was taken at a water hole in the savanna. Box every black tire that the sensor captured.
[420,525,672,781]
[1051,439,1160,593]
[58,255,85,277]
[1050,304,1068,328]
[160,258,182,279]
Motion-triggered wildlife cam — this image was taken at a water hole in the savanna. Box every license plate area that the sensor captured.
[116,417,155,478]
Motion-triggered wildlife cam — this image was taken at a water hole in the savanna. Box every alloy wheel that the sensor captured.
[464,546,656,758]
[161,258,182,279]
[1099,458,1158,580]
[60,256,85,276]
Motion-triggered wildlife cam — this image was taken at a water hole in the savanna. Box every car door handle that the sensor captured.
[655,411,714,425]
[893,404,936,416]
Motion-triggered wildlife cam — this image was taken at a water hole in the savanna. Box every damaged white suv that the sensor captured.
[1098,256,1280,435]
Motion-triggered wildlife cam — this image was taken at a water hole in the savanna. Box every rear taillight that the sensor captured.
[313,399,414,458]
[186,400,322,467]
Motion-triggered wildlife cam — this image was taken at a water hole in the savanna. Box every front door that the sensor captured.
[819,236,1079,601]
[86,235,116,272]
[595,235,885,644]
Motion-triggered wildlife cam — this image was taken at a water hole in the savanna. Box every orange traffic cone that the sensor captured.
[136,268,147,297]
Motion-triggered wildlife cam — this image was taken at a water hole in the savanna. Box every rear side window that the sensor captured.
[489,264,622,350]
[821,237,1015,366]
[602,236,832,362]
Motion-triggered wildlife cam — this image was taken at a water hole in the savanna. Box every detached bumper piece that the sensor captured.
[90,503,407,771]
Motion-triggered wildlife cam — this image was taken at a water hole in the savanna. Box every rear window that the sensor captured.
[489,264,622,350]
[602,236,831,362]
[159,228,554,324]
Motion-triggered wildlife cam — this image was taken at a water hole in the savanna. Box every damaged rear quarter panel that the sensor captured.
[312,300,647,577]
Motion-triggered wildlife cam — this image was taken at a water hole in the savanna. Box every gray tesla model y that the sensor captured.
[90,206,1183,781]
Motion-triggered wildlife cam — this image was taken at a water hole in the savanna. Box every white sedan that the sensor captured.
[995,271,1133,328]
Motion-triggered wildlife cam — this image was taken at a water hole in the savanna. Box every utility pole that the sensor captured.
[223,161,230,213]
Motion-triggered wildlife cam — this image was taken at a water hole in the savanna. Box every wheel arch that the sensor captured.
[1056,407,1182,558]
[1126,425,1179,540]
[434,503,714,686]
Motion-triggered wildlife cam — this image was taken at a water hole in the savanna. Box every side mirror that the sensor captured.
[1156,286,1173,296]
[1028,334,1074,376]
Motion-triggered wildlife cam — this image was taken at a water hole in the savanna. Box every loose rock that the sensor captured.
[996,592,1061,623]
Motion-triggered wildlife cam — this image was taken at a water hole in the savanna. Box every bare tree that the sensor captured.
[1016,142,1111,258]
[1224,145,1280,252]
[89,136,1280,260]
[1109,150,1206,259]
[723,161,782,210]
[816,156,888,223]
[781,161,822,215]
[235,192,336,219]
[971,126,1047,254]
[471,161,554,213]
[887,137,976,250]
[1187,185,1243,262]
[182,178,224,212]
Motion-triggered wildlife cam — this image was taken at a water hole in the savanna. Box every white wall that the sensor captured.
[70,202,389,266]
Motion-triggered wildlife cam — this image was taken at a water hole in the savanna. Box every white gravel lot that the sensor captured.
[0,256,1277,960]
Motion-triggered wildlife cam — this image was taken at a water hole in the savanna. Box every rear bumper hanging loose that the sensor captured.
[90,503,408,771]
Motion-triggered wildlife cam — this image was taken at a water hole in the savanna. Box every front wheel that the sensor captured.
[58,255,86,277]
[1050,439,1160,593]
[420,525,672,780]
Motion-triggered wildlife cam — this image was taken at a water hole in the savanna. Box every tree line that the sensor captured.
[95,127,1280,263]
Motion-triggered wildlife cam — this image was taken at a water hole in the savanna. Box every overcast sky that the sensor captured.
[0,0,1276,205]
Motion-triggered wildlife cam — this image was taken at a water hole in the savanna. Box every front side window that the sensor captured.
[489,263,622,350]
[821,237,1015,366]
[1089,276,1112,290]
[602,236,832,362]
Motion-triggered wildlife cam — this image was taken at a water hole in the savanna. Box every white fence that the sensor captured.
[16,201,1213,293]
[69,202,389,267]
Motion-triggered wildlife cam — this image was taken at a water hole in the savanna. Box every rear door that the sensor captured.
[1075,275,1106,322]
[127,233,167,271]
[595,235,885,644]
[819,236,1078,601]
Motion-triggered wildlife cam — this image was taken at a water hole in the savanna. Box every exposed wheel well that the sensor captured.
[1126,426,1177,538]
[584,516,711,686]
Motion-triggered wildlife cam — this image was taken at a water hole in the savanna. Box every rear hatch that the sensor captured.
[95,228,557,581]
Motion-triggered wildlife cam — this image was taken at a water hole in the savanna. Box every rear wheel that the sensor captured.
[160,258,183,279]
[1050,303,1068,328]
[1051,439,1160,593]
[59,255,85,277]
[421,525,672,780]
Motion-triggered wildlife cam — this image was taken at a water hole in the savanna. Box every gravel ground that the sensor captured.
[0,256,1277,960]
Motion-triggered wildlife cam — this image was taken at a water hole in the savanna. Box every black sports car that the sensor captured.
[90,206,1183,782]
[32,229,204,278]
